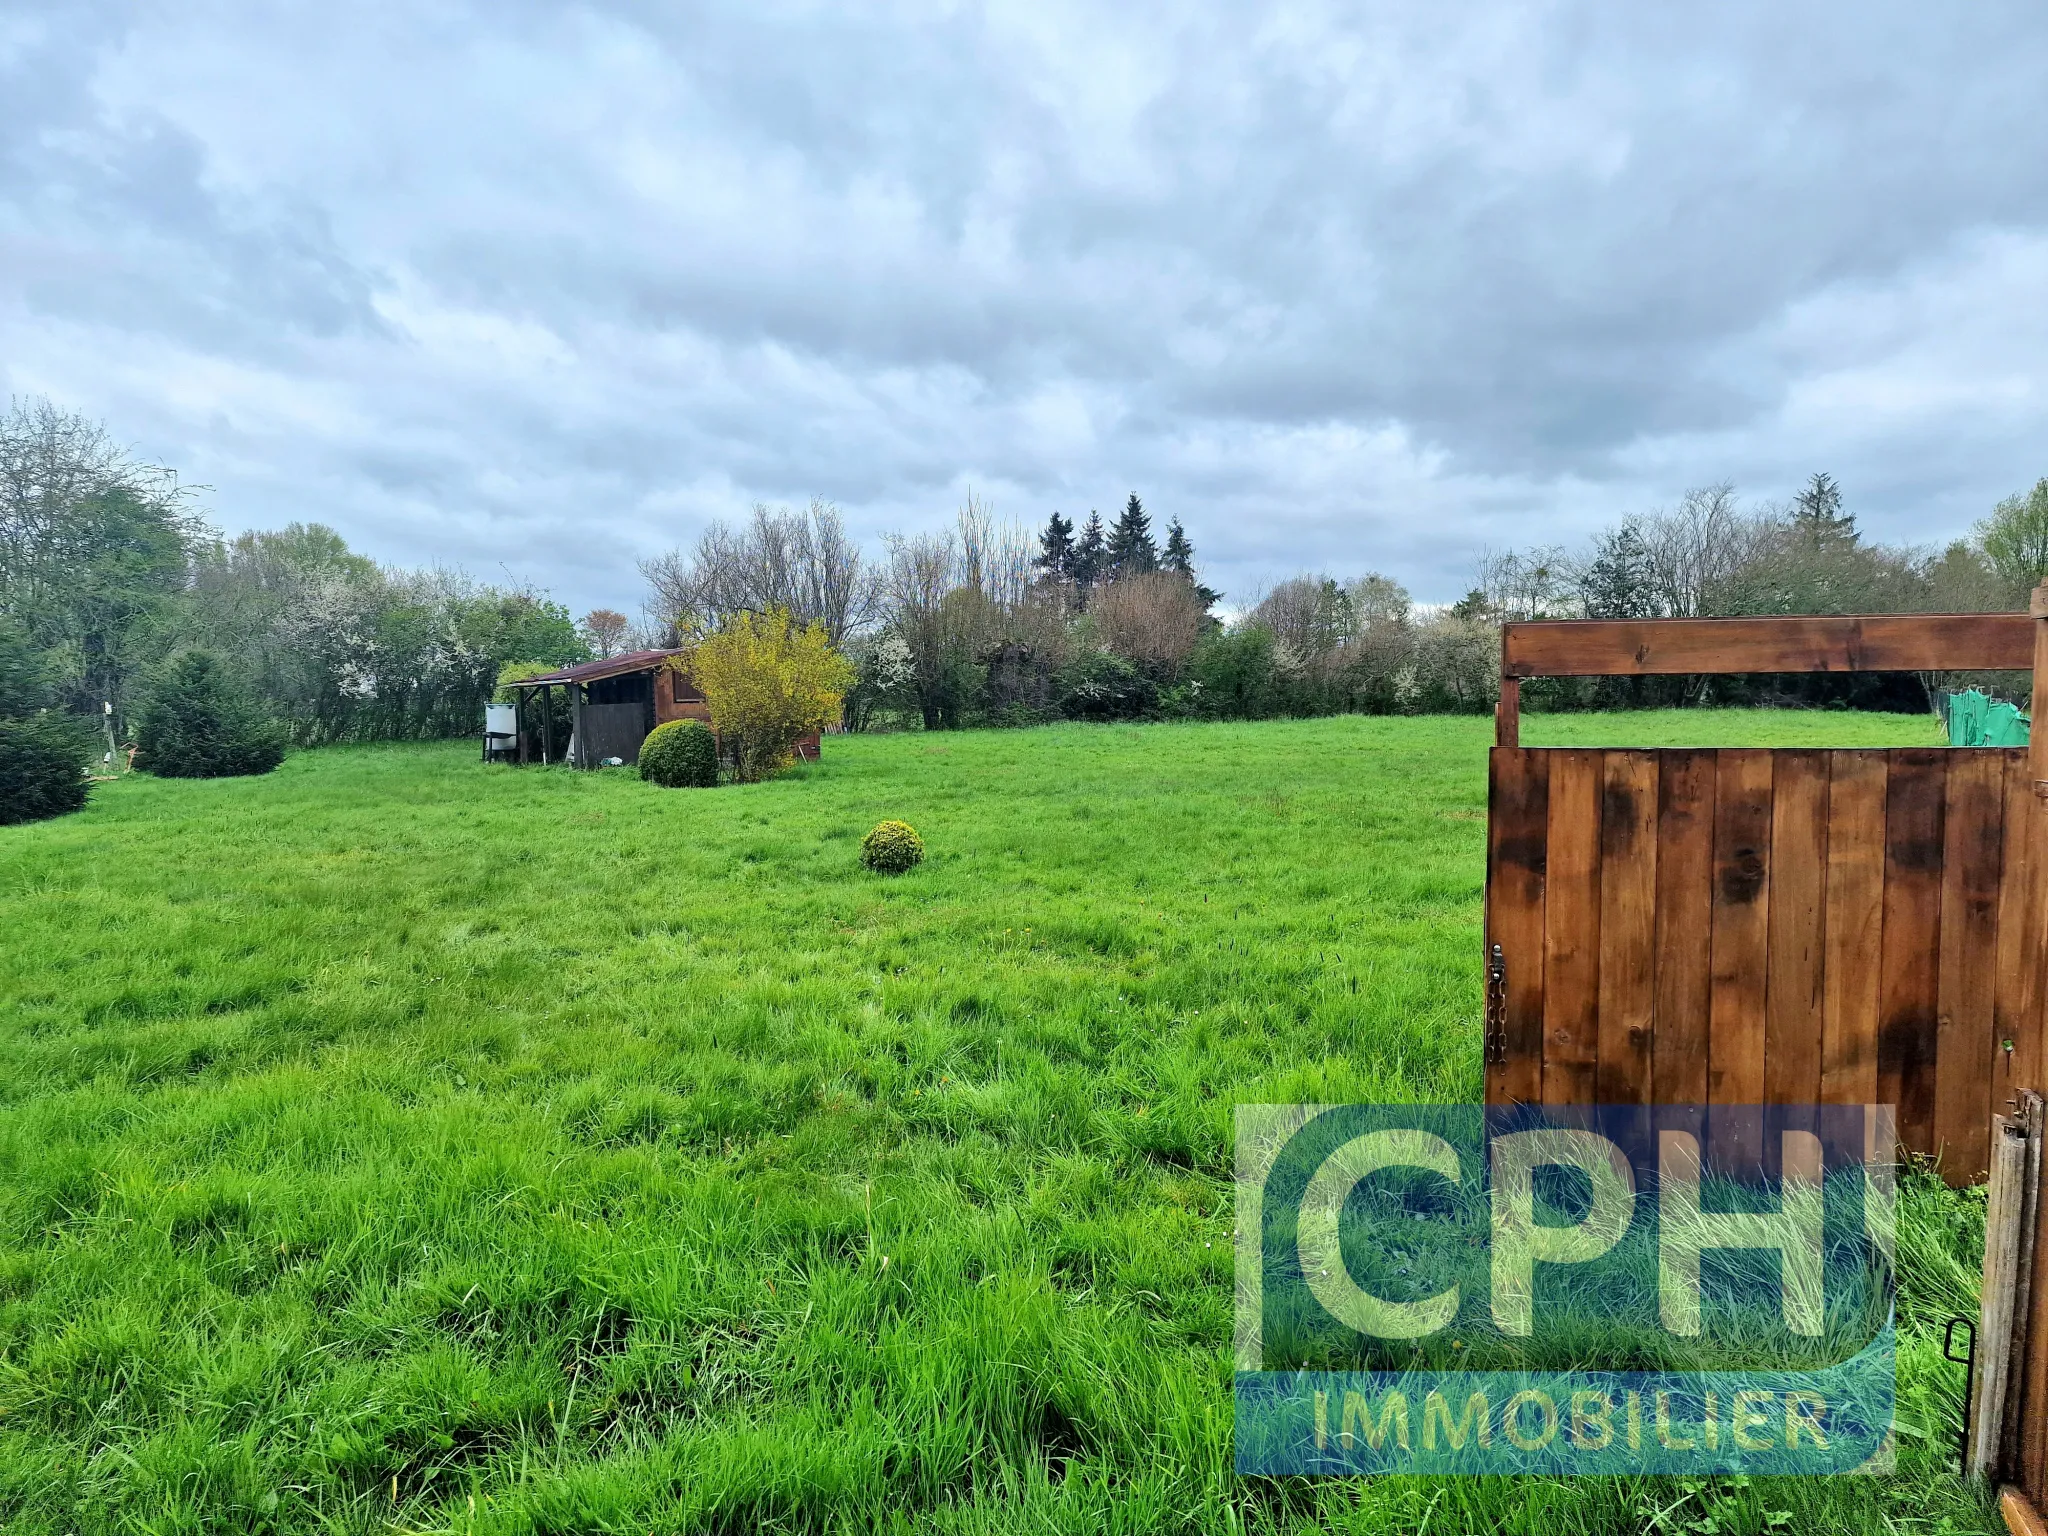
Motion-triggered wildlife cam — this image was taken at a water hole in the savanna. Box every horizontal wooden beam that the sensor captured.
[1502,613,2035,679]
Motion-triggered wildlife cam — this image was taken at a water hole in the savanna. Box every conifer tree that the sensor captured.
[1791,472,1856,546]
[1072,511,1108,589]
[1106,494,1158,578]
[1034,511,1076,581]
[1578,522,1659,619]
[1160,517,1221,611]
[1161,517,1195,577]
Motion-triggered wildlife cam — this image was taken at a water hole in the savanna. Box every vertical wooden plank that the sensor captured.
[1821,752,1888,1105]
[1879,749,1948,1161]
[1597,751,1659,1104]
[1653,752,1717,1106]
[1709,751,1773,1170]
[1998,751,2048,1106]
[1541,751,1602,1104]
[1765,751,1830,1108]
[1486,747,1549,1106]
[1934,751,2005,1184]
[1496,677,1520,748]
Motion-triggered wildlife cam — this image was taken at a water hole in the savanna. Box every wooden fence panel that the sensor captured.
[1820,753,1888,1106]
[1595,752,1659,1103]
[1485,748,1549,1107]
[1651,752,1717,1107]
[1880,750,1948,1158]
[1935,751,2006,1183]
[1541,751,1603,1104]
[1482,744,2031,1185]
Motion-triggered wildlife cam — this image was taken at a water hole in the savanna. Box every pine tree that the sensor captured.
[1072,511,1108,589]
[1578,522,1659,619]
[1160,517,1221,611]
[1791,473,1856,547]
[1106,494,1158,579]
[1034,512,1076,581]
[1161,517,1195,577]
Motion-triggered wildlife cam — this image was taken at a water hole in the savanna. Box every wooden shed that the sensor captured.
[500,649,821,768]
[503,649,705,768]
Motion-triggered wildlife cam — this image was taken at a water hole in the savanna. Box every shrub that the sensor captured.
[133,650,288,778]
[691,609,856,783]
[861,820,924,874]
[1052,648,1153,721]
[639,719,718,787]
[0,714,93,826]
[0,623,94,827]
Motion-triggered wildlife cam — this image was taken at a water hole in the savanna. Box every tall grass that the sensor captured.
[0,711,1992,1532]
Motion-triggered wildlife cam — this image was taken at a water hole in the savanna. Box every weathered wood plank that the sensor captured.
[1486,747,1549,1106]
[1764,751,1829,1108]
[1596,751,1659,1104]
[1501,612,2033,679]
[1652,752,1718,1106]
[1879,750,1949,1159]
[1998,753,2048,1107]
[1935,751,2006,1183]
[1709,751,1773,1169]
[1541,751,1603,1103]
[1821,752,1888,1106]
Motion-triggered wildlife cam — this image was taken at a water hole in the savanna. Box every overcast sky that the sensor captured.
[5,2,2047,615]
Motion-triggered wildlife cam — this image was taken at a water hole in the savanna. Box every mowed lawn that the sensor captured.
[0,711,1992,1534]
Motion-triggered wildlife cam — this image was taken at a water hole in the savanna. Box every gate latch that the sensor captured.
[1484,943,1507,1065]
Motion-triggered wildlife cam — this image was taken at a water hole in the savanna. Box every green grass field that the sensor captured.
[0,710,1994,1534]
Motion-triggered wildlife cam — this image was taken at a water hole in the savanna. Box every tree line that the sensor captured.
[0,398,590,755]
[10,390,2048,786]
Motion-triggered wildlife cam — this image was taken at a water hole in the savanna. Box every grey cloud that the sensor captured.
[3,0,2047,613]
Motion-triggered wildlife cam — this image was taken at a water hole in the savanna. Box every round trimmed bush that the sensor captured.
[861,820,924,873]
[133,650,287,779]
[639,719,718,787]
[0,714,93,826]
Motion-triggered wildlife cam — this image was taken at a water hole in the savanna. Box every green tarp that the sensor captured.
[1941,688,2031,746]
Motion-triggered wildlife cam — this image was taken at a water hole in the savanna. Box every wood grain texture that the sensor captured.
[1708,751,1773,1170]
[1996,753,2048,1104]
[1764,752,1829,1108]
[1935,751,2006,1182]
[1652,752,1718,1106]
[1596,751,1659,1104]
[1708,751,1774,1101]
[1821,752,1888,1106]
[1540,751,1603,1103]
[1501,612,2033,678]
[1880,750,1949,1158]
[1485,747,1549,1106]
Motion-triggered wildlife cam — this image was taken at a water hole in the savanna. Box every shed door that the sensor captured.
[576,702,651,767]
[1482,745,2043,1184]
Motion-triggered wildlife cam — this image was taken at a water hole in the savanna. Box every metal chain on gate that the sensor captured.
[1484,943,1507,1065]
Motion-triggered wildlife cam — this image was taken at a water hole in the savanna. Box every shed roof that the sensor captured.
[504,649,686,688]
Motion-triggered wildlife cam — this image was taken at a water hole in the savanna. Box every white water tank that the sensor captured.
[484,703,516,740]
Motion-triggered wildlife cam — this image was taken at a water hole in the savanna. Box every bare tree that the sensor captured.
[1089,571,1207,674]
[1249,575,1355,664]
[638,497,879,645]
[1635,484,1776,619]
[881,528,956,729]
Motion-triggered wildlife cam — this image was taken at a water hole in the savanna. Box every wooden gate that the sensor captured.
[1481,608,2048,1189]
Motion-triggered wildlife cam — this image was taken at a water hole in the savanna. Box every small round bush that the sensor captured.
[0,714,94,826]
[861,820,924,873]
[639,719,718,787]
[133,650,287,779]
